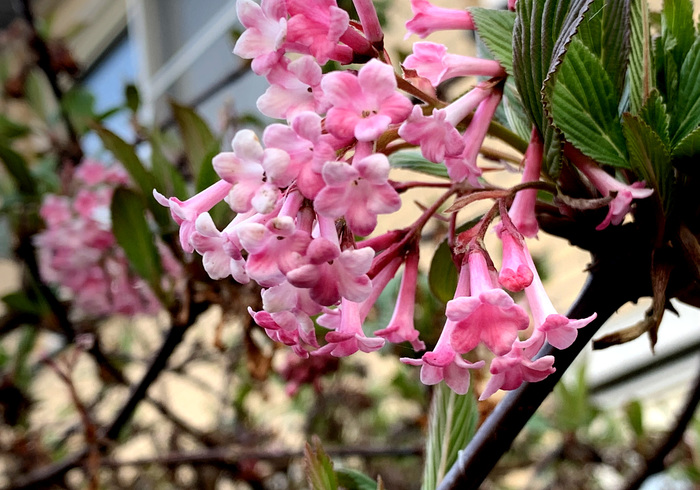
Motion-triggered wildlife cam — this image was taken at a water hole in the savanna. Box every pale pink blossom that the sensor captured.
[351,0,383,44]
[286,0,353,64]
[233,0,288,75]
[405,0,475,39]
[189,213,249,283]
[479,346,556,400]
[315,299,385,357]
[497,223,533,292]
[322,59,413,142]
[398,106,464,163]
[508,128,544,237]
[403,42,505,86]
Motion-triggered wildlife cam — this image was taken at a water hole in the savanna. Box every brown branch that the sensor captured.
[622,359,700,490]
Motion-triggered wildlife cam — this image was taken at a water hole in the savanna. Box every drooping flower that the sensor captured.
[315,299,386,357]
[405,0,475,39]
[403,42,505,86]
[398,106,464,163]
[497,214,534,292]
[479,345,556,400]
[507,127,544,237]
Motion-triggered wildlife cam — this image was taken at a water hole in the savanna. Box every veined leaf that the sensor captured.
[622,113,672,212]
[638,90,671,147]
[661,0,696,69]
[336,468,379,490]
[304,437,338,490]
[673,126,700,157]
[551,39,629,168]
[422,384,479,490]
[628,0,653,114]
[388,151,450,179]
[169,101,220,192]
[670,38,700,146]
[469,8,516,76]
[111,187,164,301]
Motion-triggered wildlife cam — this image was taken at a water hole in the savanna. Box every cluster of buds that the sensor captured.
[156,0,652,397]
[36,160,181,318]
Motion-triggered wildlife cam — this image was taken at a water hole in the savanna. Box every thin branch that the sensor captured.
[622,358,700,490]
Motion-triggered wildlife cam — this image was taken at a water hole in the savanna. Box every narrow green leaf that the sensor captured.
[600,0,632,93]
[661,0,696,67]
[670,38,700,146]
[422,384,479,490]
[2,291,43,315]
[622,113,673,211]
[0,115,31,139]
[169,101,220,191]
[125,84,140,113]
[111,187,164,300]
[61,86,97,136]
[469,8,516,75]
[0,143,36,195]
[336,468,378,490]
[551,39,629,168]
[628,0,653,114]
[14,326,38,390]
[638,89,671,147]
[625,400,644,437]
[388,151,450,179]
[502,81,532,142]
[304,437,338,490]
[428,239,458,304]
[94,126,170,226]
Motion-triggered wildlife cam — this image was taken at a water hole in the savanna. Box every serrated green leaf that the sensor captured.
[469,8,516,75]
[94,126,170,227]
[670,38,700,146]
[388,151,450,179]
[638,90,671,147]
[600,0,632,93]
[622,113,672,211]
[304,437,338,490]
[673,126,700,157]
[111,187,164,301]
[661,0,696,68]
[503,81,532,142]
[0,143,36,195]
[428,239,458,304]
[169,101,220,191]
[336,468,378,490]
[422,384,479,490]
[628,0,653,114]
[551,39,629,168]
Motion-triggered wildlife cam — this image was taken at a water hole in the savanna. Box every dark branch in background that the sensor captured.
[15,0,83,165]
[438,221,655,490]
[622,358,700,490]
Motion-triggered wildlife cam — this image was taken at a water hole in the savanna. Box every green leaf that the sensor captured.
[638,89,671,147]
[336,468,379,490]
[670,38,700,146]
[661,0,696,68]
[422,384,479,490]
[554,365,598,431]
[110,187,164,301]
[388,151,450,179]
[0,143,36,195]
[628,0,654,114]
[13,326,38,390]
[94,126,170,226]
[304,436,338,490]
[0,115,30,139]
[125,84,140,113]
[673,126,700,157]
[61,86,97,136]
[2,291,43,315]
[428,239,458,304]
[625,400,644,437]
[169,101,220,191]
[622,113,673,212]
[600,0,632,93]
[469,8,516,75]
[551,39,629,168]
[502,81,532,142]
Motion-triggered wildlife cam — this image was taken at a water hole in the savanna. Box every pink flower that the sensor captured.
[374,252,425,351]
[567,147,654,230]
[189,212,249,283]
[479,346,556,400]
[286,0,352,64]
[398,106,464,163]
[322,59,413,142]
[315,299,385,357]
[212,129,287,212]
[507,128,544,237]
[447,248,530,356]
[154,179,233,253]
[403,42,505,86]
[233,0,288,75]
[257,56,329,120]
[314,152,401,236]
[351,0,383,44]
[497,223,533,292]
[405,0,475,39]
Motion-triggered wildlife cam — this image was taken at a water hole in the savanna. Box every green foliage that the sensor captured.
[470,8,516,76]
[553,365,599,432]
[388,150,450,179]
[336,468,381,490]
[304,437,339,490]
[0,143,36,195]
[629,0,653,114]
[422,384,479,490]
[625,400,645,437]
[670,38,700,146]
[428,238,458,304]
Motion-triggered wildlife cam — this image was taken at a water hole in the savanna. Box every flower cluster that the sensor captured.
[36,160,180,318]
[156,0,652,397]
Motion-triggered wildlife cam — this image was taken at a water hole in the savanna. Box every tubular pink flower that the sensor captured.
[508,127,543,237]
[315,299,385,356]
[497,224,533,292]
[154,179,233,253]
[286,0,353,64]
[233,0,288,76]
[479,346,556,400]
[314,152,402,236]
[405,0,475,39]
[351,0,383,44]
[443,82,492,126]
[521,251,596,355]
[568,148,654,230]
[398,106,464,163]
[403,42,506,86]
[374,251,425,351]
[322,59,413,142]
[447,248,530,356]
[190,212,249,283]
